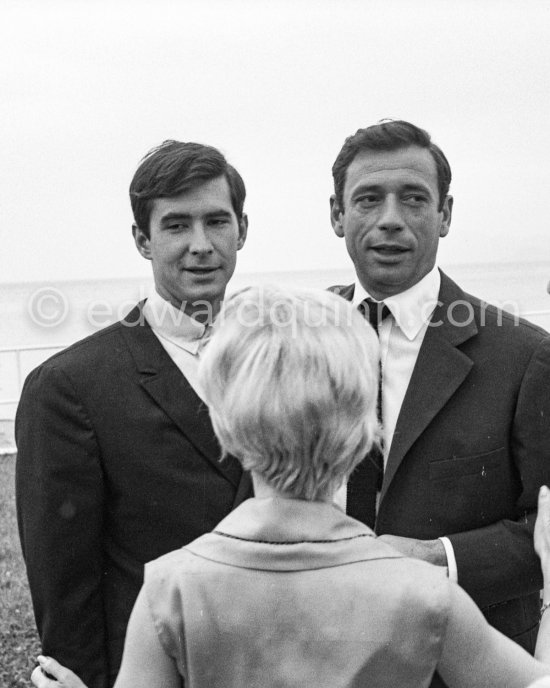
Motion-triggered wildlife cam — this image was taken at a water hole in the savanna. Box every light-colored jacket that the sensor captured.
[144,497,451,688]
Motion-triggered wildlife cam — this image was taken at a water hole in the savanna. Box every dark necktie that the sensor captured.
[347,298,390,529]
[362,298,391,334]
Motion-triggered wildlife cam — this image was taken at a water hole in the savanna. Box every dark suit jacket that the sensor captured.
[15,303,252,688]
[333,271,550,654]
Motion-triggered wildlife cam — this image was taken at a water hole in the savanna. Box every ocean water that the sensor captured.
[1,261,549,419]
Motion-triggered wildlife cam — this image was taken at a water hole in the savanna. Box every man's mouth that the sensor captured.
[185,266,219,274]
[370,244,409,254]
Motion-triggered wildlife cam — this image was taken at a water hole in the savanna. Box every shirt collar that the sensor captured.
[353,266,441,341]
[143,289,209,355]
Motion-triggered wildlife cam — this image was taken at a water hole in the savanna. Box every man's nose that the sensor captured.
[189,224,214,254]
[378,196,404,231]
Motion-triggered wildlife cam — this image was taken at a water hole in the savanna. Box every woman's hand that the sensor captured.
[534,486,550,571]
[31,656,88,688]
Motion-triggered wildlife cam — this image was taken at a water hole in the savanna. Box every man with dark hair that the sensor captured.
[330,120,550,682]
[16,140,251,688]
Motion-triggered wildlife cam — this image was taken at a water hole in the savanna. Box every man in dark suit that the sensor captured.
[16,141,252,688]
[329,120,550,664]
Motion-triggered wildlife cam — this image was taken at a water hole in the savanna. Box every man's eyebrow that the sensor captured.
[350,181,434,197]
[401,182,433,195]
[160,212,192,223]
[159,209,233,223]
[204,209,233,218]
[349,183,384,198]
[351,183,382,193]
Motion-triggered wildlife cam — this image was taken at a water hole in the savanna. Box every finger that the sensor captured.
[540,486,550,525]
[37,656,65,681]
[37,655,87,688]
[31,665,54,687]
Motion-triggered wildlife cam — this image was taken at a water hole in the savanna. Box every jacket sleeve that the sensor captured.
[448,335,550,608]
[15,362,109,688]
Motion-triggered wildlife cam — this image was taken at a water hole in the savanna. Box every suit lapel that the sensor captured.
[119,303,242,488]
[379,273,477,502]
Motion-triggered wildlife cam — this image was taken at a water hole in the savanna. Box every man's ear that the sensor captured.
[237,214,248,250]
[132,224,152,260]
[330,195,345,237]
[439,195,453,238]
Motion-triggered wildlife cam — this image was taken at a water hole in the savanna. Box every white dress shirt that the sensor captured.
[352,266,458,581]
[143,290,210,402]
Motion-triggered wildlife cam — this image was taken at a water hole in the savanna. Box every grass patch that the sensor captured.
[0,453,41,687]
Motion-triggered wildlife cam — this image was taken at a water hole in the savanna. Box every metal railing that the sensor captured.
[0,344,67,408]
[1,307,550,411]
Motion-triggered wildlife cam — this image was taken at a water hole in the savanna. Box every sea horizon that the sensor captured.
[1,257,548,289]
[1,260,549,423]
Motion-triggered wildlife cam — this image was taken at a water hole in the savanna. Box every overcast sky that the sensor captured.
[1,0,549,285]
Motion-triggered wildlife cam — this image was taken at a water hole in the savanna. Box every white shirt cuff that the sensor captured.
[439,536,458,582]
